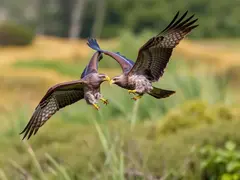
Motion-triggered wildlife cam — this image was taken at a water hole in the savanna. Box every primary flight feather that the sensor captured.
[87,11,198,100]
[20,52,110,140]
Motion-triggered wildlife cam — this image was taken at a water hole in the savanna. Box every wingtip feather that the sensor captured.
[86,38,104,53]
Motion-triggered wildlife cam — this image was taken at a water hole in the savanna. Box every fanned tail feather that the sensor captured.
[148,86,175,99]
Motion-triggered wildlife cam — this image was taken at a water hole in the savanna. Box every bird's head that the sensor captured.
[110,74,127,87]
[97,73,111,83]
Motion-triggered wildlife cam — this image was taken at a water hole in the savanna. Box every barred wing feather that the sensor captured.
[20,80,86,140]
[128,11,198,82]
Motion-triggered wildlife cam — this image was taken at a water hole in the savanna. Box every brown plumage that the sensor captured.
[87,11,198,100]
[128,11,198,82]
[20,52,110,140]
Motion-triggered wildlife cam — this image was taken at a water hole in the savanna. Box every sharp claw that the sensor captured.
[131,97,137,101]
[100,98,109,105]
[131,95,142,101]
[104,99,109,105]
[93,104,100,110]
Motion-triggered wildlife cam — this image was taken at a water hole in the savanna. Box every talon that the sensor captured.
[128,90,137,94]
[131,95,142,101]
[100,98,109,105]
[93,104,100,110]
[131,97,137,101]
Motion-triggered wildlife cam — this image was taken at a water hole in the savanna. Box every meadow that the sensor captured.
[0,32,240,180]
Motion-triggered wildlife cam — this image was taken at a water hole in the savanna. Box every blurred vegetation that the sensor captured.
[5,0,239,39]
[55,0,240,38]
[0,22,35,46]
[1,100,240,179]
[200,141,240,180]
[0,23,239,179]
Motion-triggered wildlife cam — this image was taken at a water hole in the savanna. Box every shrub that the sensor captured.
[200,141,240,180]
[151,100,240,136]
[1,101,240,179]
[0,22,35,46]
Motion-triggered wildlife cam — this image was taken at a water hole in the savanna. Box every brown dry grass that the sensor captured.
[0,66,121,112]
[0,67,73,112]
[176,39,240,72]
[0,36,239,112]
[0,35,117,65]
[0,35,239,72]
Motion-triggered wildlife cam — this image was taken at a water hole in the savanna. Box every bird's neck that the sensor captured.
[116,75,128,88]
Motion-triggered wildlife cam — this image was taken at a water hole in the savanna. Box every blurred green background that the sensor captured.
[0,0,240,179]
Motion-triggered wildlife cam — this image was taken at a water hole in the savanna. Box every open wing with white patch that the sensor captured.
[128,11,199,82]
[20,80,86,140]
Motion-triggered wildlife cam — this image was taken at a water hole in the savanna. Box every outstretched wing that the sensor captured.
[128,11,198,81]
[81,51,103,78]
[20,80,86,140]
[87,38,134,73]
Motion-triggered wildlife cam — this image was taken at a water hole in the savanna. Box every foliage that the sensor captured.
[200,141,240,180]
[0,22,35,46]
[58,0,240,38]
[1,101,240,179]
[16,0,239,39]
[11,57,233,126]
[1,29,239,180]
[154,101,240,135]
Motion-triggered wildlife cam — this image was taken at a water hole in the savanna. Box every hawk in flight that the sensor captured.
[20,52,110,140]
[87,11,198,100]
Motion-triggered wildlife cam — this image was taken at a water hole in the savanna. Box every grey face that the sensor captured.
[98,73,111,83]
[110,75,126,87]
[111,76,120,84]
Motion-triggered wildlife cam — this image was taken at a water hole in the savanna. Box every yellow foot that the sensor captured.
[92,104,100,110]
[128,90,137,94]
[131,95,142,101]
[100,98,109,105]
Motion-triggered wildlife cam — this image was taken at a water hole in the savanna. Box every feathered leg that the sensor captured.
[95,92,109,105]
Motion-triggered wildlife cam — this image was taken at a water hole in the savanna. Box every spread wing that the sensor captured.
[87,38,134,73]
[81,51,103,78]
[20,80,86,140]
[128,11,199,81]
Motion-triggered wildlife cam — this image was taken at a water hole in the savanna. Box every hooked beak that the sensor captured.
[109,79,115,85]
[103,75,111,82]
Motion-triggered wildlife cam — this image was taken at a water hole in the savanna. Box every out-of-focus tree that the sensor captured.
[91,0,106,38]
[0,0,239,39]
[68,0,87,39]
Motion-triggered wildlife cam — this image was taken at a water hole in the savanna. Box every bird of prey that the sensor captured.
[87,11,198,100]
[20,52,110,140]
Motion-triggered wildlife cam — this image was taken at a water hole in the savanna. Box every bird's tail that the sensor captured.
[87,38,105,53]
[147,86,175,99]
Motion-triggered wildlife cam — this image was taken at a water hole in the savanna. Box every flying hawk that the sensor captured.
[87,11,198,100]
[20,52,110,140]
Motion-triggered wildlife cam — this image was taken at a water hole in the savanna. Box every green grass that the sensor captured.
[1,100,240,179]
[3,32,240,179]
[13,60,87,77]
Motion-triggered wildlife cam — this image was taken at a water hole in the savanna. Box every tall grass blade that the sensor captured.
[22,140,47,180]
[0,169,8,180]
[45,153,71,180]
